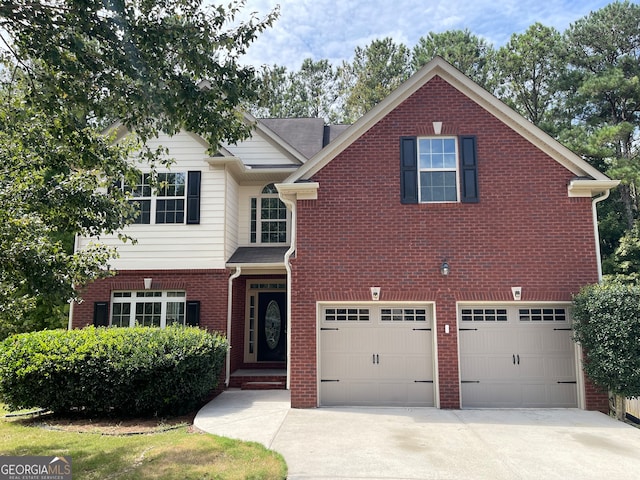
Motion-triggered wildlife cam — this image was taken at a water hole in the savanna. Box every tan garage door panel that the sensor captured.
[320,305,434,407]
[459,305,578,408]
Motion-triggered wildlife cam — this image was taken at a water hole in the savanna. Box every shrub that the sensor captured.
[0,326,228,416]
[573,281,640,400]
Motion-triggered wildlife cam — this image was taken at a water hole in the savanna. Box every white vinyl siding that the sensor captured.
[221,133,301,166]
[76,129,298,270]
[225,174,240,262]
[77,131,227,269]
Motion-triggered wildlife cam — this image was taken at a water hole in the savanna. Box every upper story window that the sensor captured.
[400,135,478,204]
[418,137,459,202]
[251,183,288,244]
[124,171,201,225]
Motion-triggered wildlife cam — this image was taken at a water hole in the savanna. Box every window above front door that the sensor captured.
[250,183,289,244]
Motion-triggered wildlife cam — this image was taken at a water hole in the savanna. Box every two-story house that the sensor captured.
[71,57,618,411]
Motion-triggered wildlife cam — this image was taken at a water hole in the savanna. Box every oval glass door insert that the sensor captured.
[265,300,281,350]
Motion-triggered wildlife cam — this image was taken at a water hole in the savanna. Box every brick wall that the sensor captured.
[72,269,229,333]
[289,75,606,409]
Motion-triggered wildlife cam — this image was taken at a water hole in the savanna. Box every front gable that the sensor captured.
[285,57,617,199]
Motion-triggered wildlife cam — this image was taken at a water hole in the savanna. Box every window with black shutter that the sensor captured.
[400,135,479,204]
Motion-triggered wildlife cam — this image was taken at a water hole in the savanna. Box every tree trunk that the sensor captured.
[618,184,635,230]
[615,394,627,421]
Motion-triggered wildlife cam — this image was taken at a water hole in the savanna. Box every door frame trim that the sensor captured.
[244,278,287,364]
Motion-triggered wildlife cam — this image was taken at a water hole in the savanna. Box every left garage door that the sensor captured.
[319,304,435,407]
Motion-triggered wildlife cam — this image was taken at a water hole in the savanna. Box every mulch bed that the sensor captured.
[5,409,201,435]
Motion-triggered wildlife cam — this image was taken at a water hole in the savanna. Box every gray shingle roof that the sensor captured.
[227,246,290,265]
[259,118,350,160]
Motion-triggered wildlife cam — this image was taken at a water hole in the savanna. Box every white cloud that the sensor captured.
[235,0,615,70]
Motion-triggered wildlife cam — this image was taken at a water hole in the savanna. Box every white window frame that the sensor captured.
[250,183,290,245]
[110,291,186,328]
[417,136,460,203]
[126,172,187,225]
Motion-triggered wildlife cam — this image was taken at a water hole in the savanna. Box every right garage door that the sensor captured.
[458,304,578,408]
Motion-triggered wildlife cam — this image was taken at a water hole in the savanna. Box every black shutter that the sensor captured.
[460,136,479,203]
[93,302,109,327]
[186,301,200,327]
[400,137,418,204]
[186,171,201,224]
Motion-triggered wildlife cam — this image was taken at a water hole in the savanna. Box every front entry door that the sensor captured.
[257,292,286,362]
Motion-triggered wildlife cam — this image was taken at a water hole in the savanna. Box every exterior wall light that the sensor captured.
[440,261,450,276]
[144,278,153,290]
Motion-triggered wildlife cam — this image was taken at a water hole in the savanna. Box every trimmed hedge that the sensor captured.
[0,326,228,416]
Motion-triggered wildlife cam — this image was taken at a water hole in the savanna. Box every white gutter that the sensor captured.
[278,193,297,391]
[226,266,242,387]
[592,190,611,282]
[68,234,81,330]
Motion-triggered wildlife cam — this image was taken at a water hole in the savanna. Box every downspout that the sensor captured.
[576,189,611,410]
[592,190,611,282]
[226,266,242,387]
[279,193,297,391]
[68,234,81,330]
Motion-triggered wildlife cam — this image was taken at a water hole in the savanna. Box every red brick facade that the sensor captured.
[289,76,607,410]
[71,72,610,413]
[72,269,229,333]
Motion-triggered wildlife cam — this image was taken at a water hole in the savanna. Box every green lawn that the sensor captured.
[0,408,287,479]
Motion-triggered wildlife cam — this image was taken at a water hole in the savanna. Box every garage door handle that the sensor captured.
[513,354,516,365]
[517,354,520,365]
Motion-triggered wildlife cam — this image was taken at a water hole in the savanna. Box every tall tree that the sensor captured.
[288,58,341,122]
[339,38,411,122]
[252,64,293,118]
[411,29,495,89]
[562,1,640,232]
[0,0,277,335]
[252,59,341,123]
[495,23,564,129]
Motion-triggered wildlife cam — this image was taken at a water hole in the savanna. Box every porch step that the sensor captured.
[241,381,286,390]
[228,369,287,389]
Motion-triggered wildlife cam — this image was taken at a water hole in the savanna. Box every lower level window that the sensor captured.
[111,291,186,328]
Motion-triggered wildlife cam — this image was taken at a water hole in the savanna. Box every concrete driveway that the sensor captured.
[194,390,640,480]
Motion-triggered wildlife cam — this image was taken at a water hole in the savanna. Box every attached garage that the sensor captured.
[319,304,435,407]
[458,304,578,408]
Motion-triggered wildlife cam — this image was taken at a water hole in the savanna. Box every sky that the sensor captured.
[236,0,625,70]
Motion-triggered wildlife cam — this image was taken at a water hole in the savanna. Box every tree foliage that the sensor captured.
[562,1,640,231]
[412,29,495,89]
[252,59,340,122]
[0,0,277,335]
[495,23,563,128]
[339,37,411,122]
[573,281,640,413]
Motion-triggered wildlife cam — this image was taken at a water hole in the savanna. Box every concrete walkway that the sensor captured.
[194,390,640,480]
